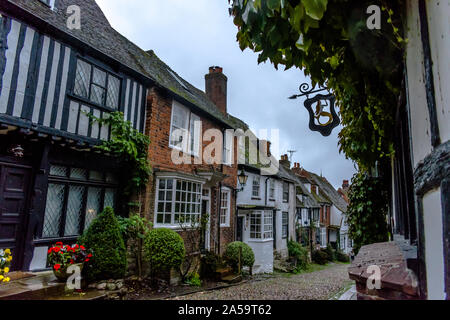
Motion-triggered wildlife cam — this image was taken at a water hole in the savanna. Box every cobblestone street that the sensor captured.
[170,263,353,300]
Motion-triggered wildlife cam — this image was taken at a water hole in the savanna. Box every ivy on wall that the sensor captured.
[89,111,151,195]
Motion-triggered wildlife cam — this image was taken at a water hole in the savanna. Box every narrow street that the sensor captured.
[170,263,353,300]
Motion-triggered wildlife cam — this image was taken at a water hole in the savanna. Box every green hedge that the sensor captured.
[223,242,255,272]
[287,241,309,271]
[336,250,350,263]
[312,250,328,265]
[144,228,185,274]
[78,207,127,281]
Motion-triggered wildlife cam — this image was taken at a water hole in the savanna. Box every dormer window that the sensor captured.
[39,0,56,10]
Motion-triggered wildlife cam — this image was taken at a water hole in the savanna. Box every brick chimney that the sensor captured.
[342,180,349,190]
[279,154,291,170]
[205,66,227,114]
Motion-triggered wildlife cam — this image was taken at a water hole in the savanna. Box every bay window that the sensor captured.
[42,165,118,239]
[73,59,121,110]
[155,178,202,226]
[250,211,273,240]
[169,101,201,156]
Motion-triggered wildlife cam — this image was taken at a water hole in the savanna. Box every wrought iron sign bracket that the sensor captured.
[289,83,340,137]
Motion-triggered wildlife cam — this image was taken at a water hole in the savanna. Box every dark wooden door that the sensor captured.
[236,216,244,242]
[0,163,32,271]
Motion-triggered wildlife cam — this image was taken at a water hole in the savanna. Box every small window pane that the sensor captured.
[84,187,102,231]
[104,188,116,209]
[92,68,106,86]
[106,75,120,109]
[89,170,104,181]
[49,165,67,177]
[70,168,87,180]
[90,84,106,105]
[73,59,91,98]
[43,184,65,238]
[64,185,85,236]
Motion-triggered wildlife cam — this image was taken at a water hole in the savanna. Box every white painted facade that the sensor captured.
[236,169,296,273]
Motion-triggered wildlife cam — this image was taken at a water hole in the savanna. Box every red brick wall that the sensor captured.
[141,87,238,256]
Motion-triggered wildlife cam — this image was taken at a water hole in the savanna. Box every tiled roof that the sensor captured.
[308,172,348,213]
[7,0,242,129]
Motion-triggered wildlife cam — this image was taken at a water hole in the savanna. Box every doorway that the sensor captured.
[236,216,244,242]
[201,188,211,251]
[0,161,32,271]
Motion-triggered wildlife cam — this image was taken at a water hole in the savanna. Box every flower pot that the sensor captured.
[53,263,84,282]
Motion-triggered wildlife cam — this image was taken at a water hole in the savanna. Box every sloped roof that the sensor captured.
[308,172,348,213]
[7,0,242,129]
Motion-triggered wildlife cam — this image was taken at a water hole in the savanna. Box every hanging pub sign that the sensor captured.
[289,83,340,137]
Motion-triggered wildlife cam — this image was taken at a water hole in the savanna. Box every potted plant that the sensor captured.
[47,242,92,282]
[0,248,12,283]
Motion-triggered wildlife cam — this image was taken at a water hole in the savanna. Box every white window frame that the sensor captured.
[169,101,201,157]
[249,210,273,241]
[220,188,231,227]
[154,177,203,228]
[282,212,289,239]
[269,179,275,200]
[283,181,289,202]
[223,129,233,166]
[320,227,327,248]
[252,176,260,198]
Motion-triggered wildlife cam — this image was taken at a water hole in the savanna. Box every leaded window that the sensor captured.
[155,178,202,226]
[73,58,121,110]
[42,165,118,239]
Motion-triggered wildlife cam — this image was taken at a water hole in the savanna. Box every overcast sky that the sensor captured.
[95,0,356,189]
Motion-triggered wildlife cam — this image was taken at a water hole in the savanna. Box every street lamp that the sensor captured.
[237,169,248,192]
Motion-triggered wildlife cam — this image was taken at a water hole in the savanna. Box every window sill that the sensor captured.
[248,239,273,243]
[220,224,230,228]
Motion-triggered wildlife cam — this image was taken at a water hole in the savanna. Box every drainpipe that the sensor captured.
[217,182,222,256]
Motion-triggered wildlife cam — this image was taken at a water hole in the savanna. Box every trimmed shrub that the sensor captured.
[287,241,309,271]
[336,250,350,263]
[185,272,201,287]
[223,242,255,272]
[312,249,328,265]
[78,207,127,281]
[200,251,221,280]
[144,228,185,274]
[325,244,336,262]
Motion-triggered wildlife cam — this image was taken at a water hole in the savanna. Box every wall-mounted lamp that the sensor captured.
[236,169,248,192]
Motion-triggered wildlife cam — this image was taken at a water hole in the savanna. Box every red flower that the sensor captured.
[85,258,90,262]
[87,253,93,258]
[70,259,74,264]
[54,264,61,271]
[47,248,53,254]
[73,244,79,250]
[55,242,63,247]
[65,245,71,251]
[53,247,61,253]
[80,245,86,251]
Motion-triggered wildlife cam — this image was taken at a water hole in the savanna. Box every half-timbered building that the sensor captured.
[0,0,148,271]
